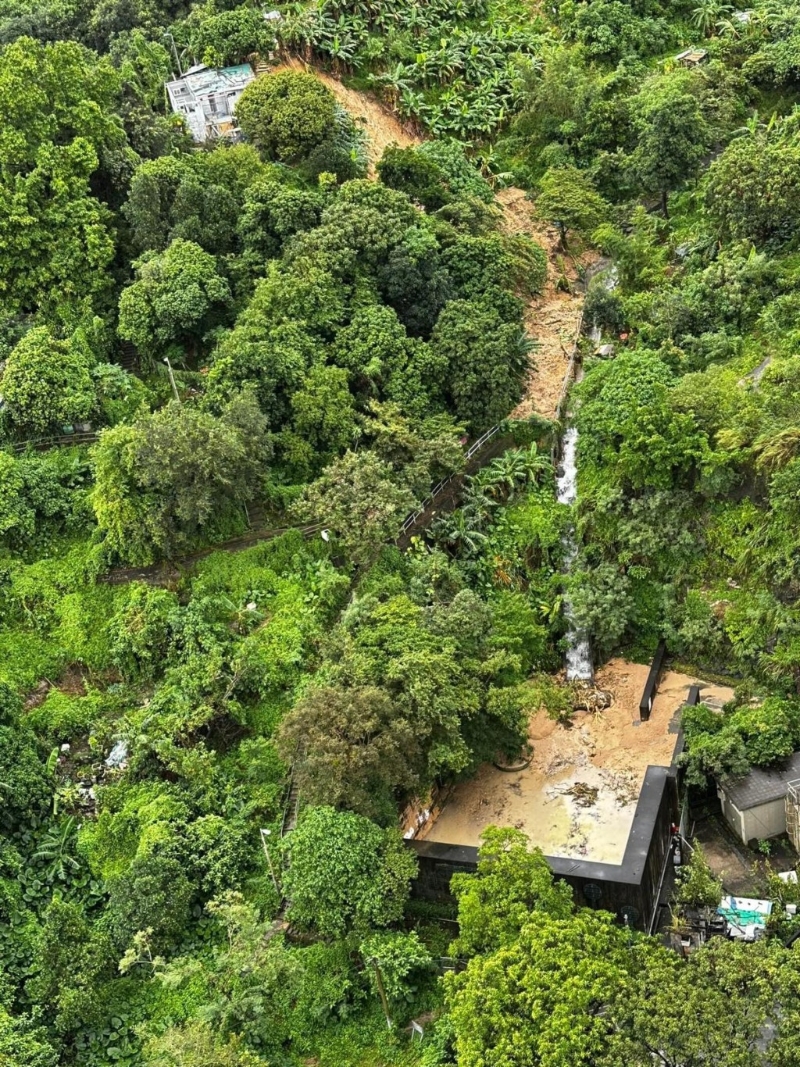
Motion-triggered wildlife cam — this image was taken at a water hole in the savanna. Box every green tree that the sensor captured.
[285,363,357,473]
[377,144,450,211]
[0,37,124,322]
[631,74,711,215]
[124,147,265,256]
[1,326,95,436]
[706,121,800,245]
[108,583,178,680]
[446,910,632,1067]
[205,263,342,422]
[107,851,194,952]
[0,1007,56,1067]
[294,450,416,565]
[235,71,337,163]
[188,7,276,68]
[282,806,417,938]
[0,452,33,542]
[238,177,323,262]
[277,684,419,821]
[27,898,113,1035]
[359,931,433,1004]
[451,828,574,957]
[91,392,269,563]
[118,239,231,361]
[610,939,781,1067]
[431,299,529,431]
[148,892,299,1052]
[675,841,723,911]
[535,166,609,249]
[329,305,414,398]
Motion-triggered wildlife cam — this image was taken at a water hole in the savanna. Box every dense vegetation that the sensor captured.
[4,0,800,1063]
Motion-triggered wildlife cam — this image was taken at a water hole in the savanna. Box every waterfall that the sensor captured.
[557,424,593,682]
[554,265,618,683]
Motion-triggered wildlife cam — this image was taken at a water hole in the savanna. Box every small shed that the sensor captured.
[166,63,254,143]
[717,752,800,846]
[675,48,709,68]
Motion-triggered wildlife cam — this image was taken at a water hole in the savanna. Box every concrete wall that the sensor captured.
[718,786,746,843]
[409,765,678,931]
[742,799,786,843]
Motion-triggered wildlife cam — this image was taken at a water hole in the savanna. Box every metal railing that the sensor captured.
[396,423,503,538]
[10,431,98,454]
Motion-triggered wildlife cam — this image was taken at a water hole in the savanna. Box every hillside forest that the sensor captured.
[4,0,800,1064]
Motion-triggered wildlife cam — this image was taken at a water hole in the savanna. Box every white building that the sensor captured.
[166,63,255,143]
[717,752,800,846]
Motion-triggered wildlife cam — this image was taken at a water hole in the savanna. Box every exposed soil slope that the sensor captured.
[273,56,420,172]
[497,187,596,420]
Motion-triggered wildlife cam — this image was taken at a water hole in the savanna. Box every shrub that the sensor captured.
[282,807,417,938]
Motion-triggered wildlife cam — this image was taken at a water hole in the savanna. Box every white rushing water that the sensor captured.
[557,416,593,681]
[554,264,620,681]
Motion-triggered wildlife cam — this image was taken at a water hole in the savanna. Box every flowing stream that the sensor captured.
[557,415,594,681]
[556,265,616,682]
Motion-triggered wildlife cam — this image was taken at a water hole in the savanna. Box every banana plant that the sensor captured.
[34,815,81,882]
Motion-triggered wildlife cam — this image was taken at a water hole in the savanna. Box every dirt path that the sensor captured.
[497,187,597,421]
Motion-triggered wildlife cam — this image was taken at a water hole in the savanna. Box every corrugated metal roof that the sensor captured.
[720,751,800,811]
[166,64,253,98]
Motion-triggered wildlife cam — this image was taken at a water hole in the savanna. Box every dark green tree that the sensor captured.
[282,806,417,938]
[535,166,609,249]
[277,684,419,821]
[631,74,711,215]
[91,392,269,563]
[294,450,416,565]
[118,239,232,361]
[235,71,337,163]
[431,300,529,430]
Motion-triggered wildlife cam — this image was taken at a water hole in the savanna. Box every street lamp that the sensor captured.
[163,357,181,403]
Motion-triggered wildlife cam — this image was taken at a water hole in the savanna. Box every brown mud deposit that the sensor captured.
[496,187,598,420]
[421,660,734,863]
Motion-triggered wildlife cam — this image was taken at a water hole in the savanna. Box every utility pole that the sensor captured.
[370,957,393,1030]
[260,828,281,896]
[164,32,183,76]
[163,357,181,403]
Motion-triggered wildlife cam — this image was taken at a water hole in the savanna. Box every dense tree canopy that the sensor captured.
[2,0,800,1063]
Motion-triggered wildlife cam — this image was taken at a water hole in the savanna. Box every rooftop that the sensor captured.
[420,661,733,865]
[166,63,254,100]
[720,752,800,811]
[676,48,709,64]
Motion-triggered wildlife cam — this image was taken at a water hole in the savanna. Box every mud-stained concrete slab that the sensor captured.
[422,660,735,862]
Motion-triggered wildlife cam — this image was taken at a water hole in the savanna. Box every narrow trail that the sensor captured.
[101,523,323,586]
